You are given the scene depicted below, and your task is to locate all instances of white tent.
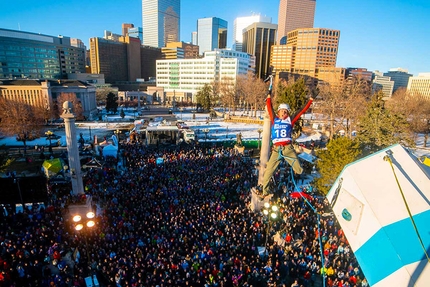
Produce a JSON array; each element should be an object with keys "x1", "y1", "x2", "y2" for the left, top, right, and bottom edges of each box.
[
  {"x1": 326, "y1": 144, "x2": 430, "y2": 287},
  {"x1": 102, "y1": 144, "x2": 118, "y2": 159}
]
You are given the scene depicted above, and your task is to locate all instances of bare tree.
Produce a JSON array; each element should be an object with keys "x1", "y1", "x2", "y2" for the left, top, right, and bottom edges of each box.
[
  {"x1": 56, "y1": 93, "x2": 84, "y2": 120},
  {"x1": 218, "y1": 77, "x2": 239, "y2": 115},
  {"x1": 386, "y1": 88, "x2": 430, "y2": 147},
  {"x1": 0, "y1": 98, "x2": 44, "y2": 153},
  {"x1": 341, "y1": 75, "x2": 371, "y2": 138},
  {"x1": 315, "y1": 75, "x2": 370, "y2": 140},
  {"x1": 236, "y1": 72, "x2": 267, "y2": 117}
]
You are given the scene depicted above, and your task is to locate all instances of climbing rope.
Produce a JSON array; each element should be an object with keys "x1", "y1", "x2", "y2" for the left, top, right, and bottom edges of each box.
[
  {"x1": 276, "y1": 148, "x2": 326, "y2": 287},
  {"x1": 384, "y1": 154, "x2": 430, "y2": 263}
]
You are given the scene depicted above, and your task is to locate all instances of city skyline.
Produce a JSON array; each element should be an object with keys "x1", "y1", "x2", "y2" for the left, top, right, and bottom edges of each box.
[{"x1": 0, "y1": 0, "x2": 429, "y2": 76}]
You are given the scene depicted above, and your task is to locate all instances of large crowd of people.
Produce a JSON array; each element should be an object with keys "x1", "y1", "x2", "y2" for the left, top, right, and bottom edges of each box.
[{"x1": 0, "y1": 141, "x2": 368, "y2": 287}]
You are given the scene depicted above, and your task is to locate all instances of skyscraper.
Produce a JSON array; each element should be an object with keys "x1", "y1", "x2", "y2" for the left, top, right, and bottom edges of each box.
[
  {"x1": 142, "y1": 0, "x2": 180, "y2": 48},
  {"x1": 383, "y1": 68, "x2": 412, "y2": 93},
  {"x1": 277, "y1": 0, "x2": 316, "y2": 44},
  {"x1": 89, "y1": 36, "x2": 161, "y2": 84},
  {"x1": 233, "y1": 15, "x2": 272, "y2": 52},
  {"x1": 242, "y1": 22, "x2": 277, "y2": 79},
  {"x1": 270, "y1": 28, "x2": 340, "y2": 82},
  {"x1": 191, "y1": 31, "x2": 197, "y2": 45},
  {"x1": 197, "y1": 17, "x2": 228, "y2": 55},
  {"x1": 128, "y1": 27, "x2": 144, "y2": 44}
]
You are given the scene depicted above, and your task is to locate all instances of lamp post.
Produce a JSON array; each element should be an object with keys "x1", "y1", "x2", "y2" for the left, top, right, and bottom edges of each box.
[
  {"x1": 202, "y1": 128, "x2": 209, "y2": 142},
  {"x1": 257, "y1": 128, "x2": 263, "y2": 150},
  {"x1": 45, "y1": 130, "x2": 54, "y2": 153},
  {"x1": 73, "y1": 210, "x2": 97, "y2": 286},
  {"x1": 13, "y1": 177, "x2": 24, "y2": 207},
  {"x1": 114, "y1": 129, "x2": 121, "y2": 143},
  {"x1": 262, "y1": 202, "x2": 278, "y2": 256},
  {"x1": 180, "y1": 107, "x2": 184, "y2": 120}
]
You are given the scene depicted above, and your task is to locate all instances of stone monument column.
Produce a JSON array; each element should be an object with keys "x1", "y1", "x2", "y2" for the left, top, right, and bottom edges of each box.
[
  {"x1": 258, "y1": 105, "x2": 272, "y2": 184},
  {"x1": 61, "y1": 101, "x2": 84, "y2": 195}
]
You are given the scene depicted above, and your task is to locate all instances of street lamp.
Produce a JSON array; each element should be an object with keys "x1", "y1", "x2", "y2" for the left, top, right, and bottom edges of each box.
[
  {"x1": 73, "y1": 211, "x2": 97, "y2": 286},
  {"x1": 13, "y1": 177, "x2": 24, "y2": 207},
  {"x1": 180, "y1": 107, "x2": 184, "y2": 120},
  {"x1": 114, "y1": 129, "x2": 121, "y2": 143},
  {"x1": 257, "y1": 128, "x2": 263, "y2": 150},
  {"x1": 262, "y1": 202, "x2": 278, "y2": 255},
  {"x1": 202, "y1": 128, "x2": 209, "y2": 142},
  {"x1": 45, "y1": 130, "x2": 54, "y2": 153}
]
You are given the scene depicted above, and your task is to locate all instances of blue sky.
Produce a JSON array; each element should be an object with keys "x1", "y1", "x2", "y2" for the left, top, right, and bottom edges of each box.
[{"x1": 1, "y1": 0, "x2": 429, "y2": 76}]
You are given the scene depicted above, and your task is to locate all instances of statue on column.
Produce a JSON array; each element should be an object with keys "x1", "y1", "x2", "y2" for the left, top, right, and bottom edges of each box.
[
  {"x1": 62, "y1": 101, "x2": 73, "y2": 115},
  {"x1": 236, "y1": 133, "x2": 243, "y2": 147}
]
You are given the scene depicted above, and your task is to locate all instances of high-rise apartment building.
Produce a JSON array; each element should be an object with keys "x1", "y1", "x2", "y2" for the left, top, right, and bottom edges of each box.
[
  {"x1": 90, "y1": 38, "x2": 128, "y2": 83},
  {"x1": 142, "y1": 0, "x2": 180, "y2": 48},
  {"x1": 161, "y1": 42, "x2": 199, "y2": 59},
  {"x1": 407, "y1": 73, "x2": 430, "y2": 100},
  {"x1": 233, "y1": 15, "x2": 272, "y2": 52},
  {"x1": 128, "y1": 27, "x2": 144, "y2": 44},
  {"x1": 156, "y1": 49, "x2": 254, "y2": 102},
  {"x1": 191, "y1": 32, "x2": 198, "y2": 45},
  {"x1": 270, "y1": 28, "x2": 340, "y2": 80},
  {"x1": 122, "y1": 23, "x2": 134, "y2": 37},
  {"x1": 0, "y1": 28, "x2": 85, "y2": 80},
  {"x1": 70, "y1": 38, "x2": 86, "y2": 49},
  {"x1": 104, "y1": 30, "x2": 122, "y2": 42},
  {"x1": 383, "y1": 68, "x2": 412, "y2": 93},
  {"x1": 373, "y1": 71, "x2": 395, "y2": 98},
  {"x1": 197, "y1": 17, "x2": 228, "y2": 55},
  {"x1": 277, "y1": 0, "x2": 316, "y2": 44},
  {"x1": 89, "y1": 36, "x2": 161, "y2": 84},
  {"x1": 242, "y1": 22, "x2": 277, "y2": 79},
  {"x1": 346, "y1": 68, "x2": 374, "y2": 83}
]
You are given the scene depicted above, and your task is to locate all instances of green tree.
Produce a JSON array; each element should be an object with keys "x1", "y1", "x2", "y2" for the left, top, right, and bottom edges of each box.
[
  {"x1": 195, "y1": 84, "x2": 213, "y2": 111},
  {"x1": 275, "y1": 77, "x2": 312, "y2": 136},
  {"x1": 96, "y1": 87, "x2": 117, "y2": 105},
  {"x1": 313, "y1": 137, "x2": 362, "y2": 195},
  {"x1": 106, "y1": 92, "x2": 118, "y2": 114},
  {"x1": 356, "y1": 91, "x2": 414, "y2": 154}
]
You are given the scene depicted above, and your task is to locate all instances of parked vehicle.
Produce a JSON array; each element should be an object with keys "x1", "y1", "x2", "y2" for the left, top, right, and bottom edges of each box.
[{"x1": 181, "y1": 130, "x2": 195, "y2": 143}]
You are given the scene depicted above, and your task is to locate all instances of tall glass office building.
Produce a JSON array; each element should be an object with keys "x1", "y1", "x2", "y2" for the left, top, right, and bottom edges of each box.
[
  {"x1": 0, "y1": 29, "x2": 85, "y2": 80},
  {"x1": 142, "y1": 0, "x2": 180, "y2": 48},
  {"x1": 197, "y1": 17, "x2": 228, "y2": 55}
]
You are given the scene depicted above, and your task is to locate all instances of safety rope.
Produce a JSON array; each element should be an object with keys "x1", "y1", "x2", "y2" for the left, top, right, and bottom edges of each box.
[
  {"x1": 384, "y1": 154, "x2": 430, "y2": 263},
  {"x1": 277, "y1": 148, "x2": 326, "y2": 287}
]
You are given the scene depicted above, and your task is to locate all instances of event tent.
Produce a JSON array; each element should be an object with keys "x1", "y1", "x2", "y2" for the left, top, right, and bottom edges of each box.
[
  {"x1": 102, "y1": 144, "x2": 118, "y2": 159},
  {"x1": 326, "y1": 144, "x2": 430, "y2": 287},
  {"x1": 42, "y1": 158, "x2": 63, "y2": 178}
]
